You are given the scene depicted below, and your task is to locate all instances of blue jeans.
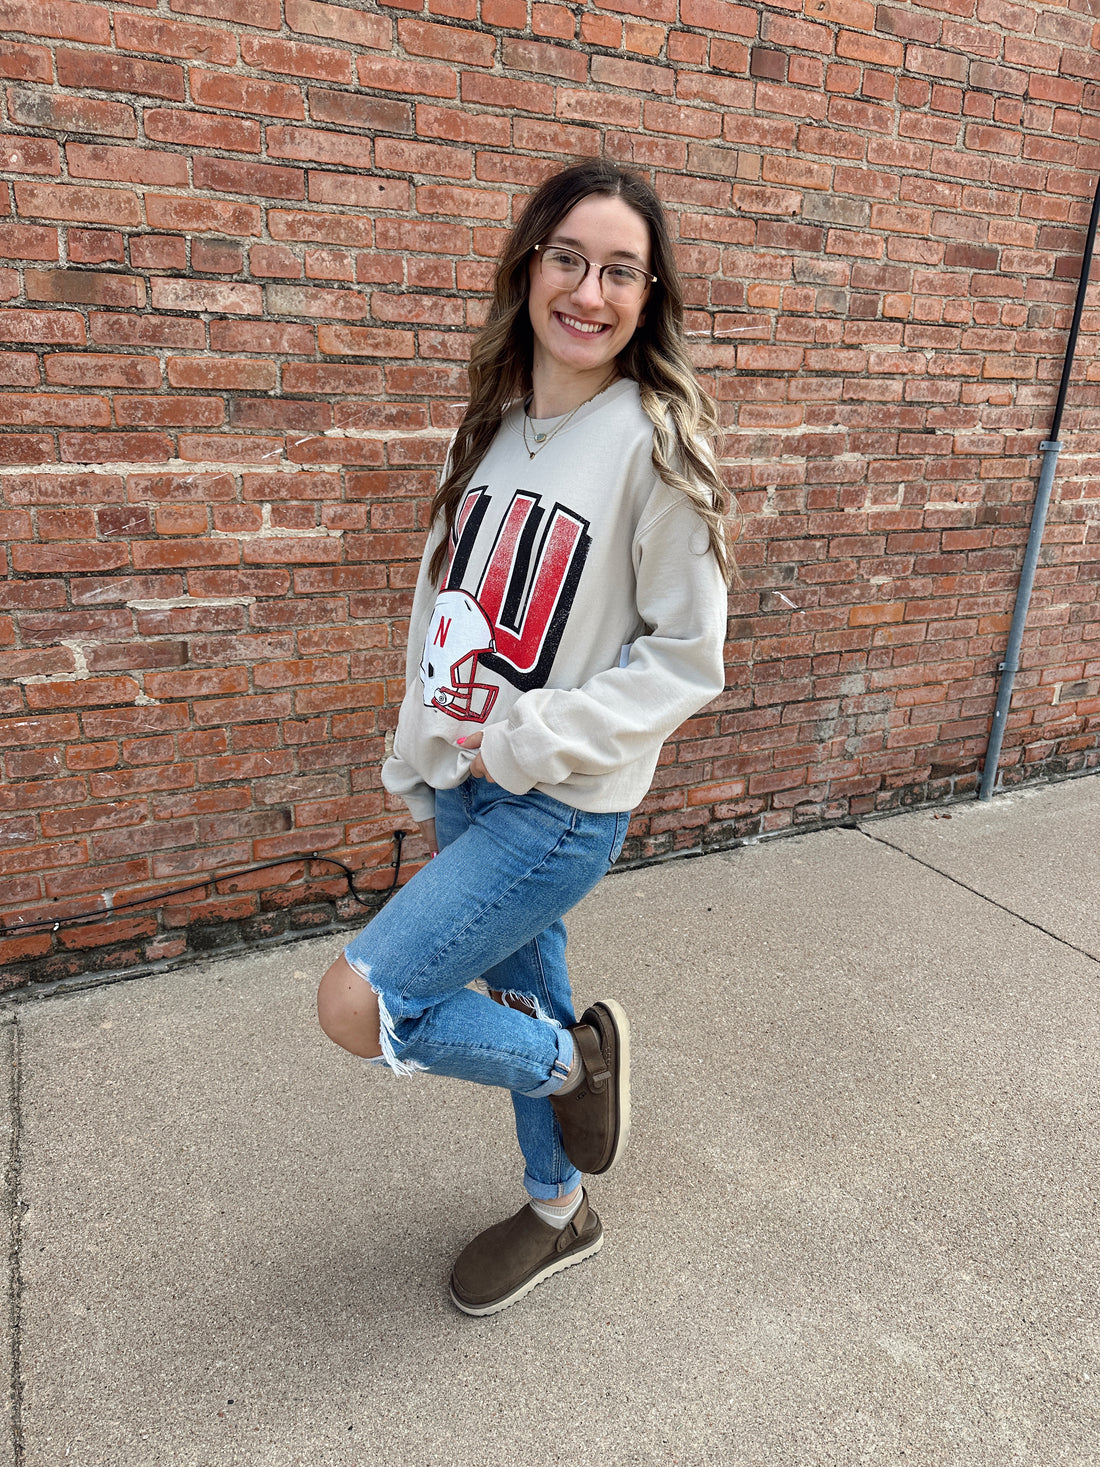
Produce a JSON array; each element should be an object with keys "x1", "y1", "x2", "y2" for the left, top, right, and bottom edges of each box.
[{"x1": 343, "y1": 779, "x2": 630, "y2": 1200}]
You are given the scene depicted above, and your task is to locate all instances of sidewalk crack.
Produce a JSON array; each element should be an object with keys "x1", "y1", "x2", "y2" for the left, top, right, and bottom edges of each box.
[{"x1": 859, "y1": 827, "x2": 1100, "y2": 966}]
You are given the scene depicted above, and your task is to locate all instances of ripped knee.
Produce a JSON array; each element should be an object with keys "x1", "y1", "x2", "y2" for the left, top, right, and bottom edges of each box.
[{"x1": 316, "y1": 954, "x2": 383, "y2": 1059}]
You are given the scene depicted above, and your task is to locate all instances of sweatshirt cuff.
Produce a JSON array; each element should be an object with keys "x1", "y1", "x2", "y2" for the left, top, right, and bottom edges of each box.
[
  {"x1": 381, "y1": 754, "x2": 436, "y2": 825},
  {"x1": 479, "y1": 725, "x2": 537, "y2": 797},
  {"x1": 400, "y1": 787, "x2": 438, "y2": 824}
]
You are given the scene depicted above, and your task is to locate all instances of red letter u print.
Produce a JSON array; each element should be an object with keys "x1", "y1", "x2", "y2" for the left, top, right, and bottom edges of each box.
[{"x1": 443, "y1": 488, "x2": 591, "y2": 694}]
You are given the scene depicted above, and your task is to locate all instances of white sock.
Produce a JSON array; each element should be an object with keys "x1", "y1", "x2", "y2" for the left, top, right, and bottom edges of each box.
[
  {"x1": 553, "y1": 1043, "x2": 584, "y2": 1096},
  {"x1": 530, "y1": 1190, "x2": 583, "y2": 1230}
]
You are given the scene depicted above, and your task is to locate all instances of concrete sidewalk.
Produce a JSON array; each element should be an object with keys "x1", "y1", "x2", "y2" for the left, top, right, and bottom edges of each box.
[{"x1": 3, "y1": 775, "x2": 1099, "y2": 1466}]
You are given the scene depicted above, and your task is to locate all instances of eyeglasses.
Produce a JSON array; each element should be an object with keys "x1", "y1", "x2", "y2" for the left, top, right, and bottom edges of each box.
[{"x1": 533, "y1": 243, "x2": 656, "y2": 305}]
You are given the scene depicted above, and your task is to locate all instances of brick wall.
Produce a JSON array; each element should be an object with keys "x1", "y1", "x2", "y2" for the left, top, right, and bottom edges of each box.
[{"x1": 2, "y1": 0, "x2": 1099, "y2": 987}]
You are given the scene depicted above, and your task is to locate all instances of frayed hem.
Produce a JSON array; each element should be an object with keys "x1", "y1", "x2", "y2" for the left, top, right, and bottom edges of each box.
[{"x1": 491, "y1": 986, "x2": 561, "y2": 1029}]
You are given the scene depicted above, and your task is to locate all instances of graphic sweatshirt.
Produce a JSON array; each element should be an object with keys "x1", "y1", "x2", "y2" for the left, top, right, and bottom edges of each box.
[{"x1": 381, "y1": 378, "x2": 729, "y2": 823}]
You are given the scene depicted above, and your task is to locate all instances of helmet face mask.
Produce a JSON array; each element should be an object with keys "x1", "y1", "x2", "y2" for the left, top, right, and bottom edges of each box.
[{"x1": 419, "y1": 589, "x2": 499, "y2": 723}]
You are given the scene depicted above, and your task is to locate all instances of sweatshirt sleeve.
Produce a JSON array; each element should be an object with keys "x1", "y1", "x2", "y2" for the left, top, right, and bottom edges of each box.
[
  {"x1": 379, "y1": 525, "x2": 443, "y2": 824},
  {"x1": 478, "y1": 488, "x2": 728, "y2": 795}
]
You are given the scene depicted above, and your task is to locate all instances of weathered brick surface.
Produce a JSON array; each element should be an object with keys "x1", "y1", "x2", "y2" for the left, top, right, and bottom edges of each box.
[{"x1": 1, "y1": 0, "x2": 1099, "y2": 986}]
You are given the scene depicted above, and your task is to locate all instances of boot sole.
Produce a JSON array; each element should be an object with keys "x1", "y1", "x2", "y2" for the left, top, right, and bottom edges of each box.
[
  {"x1": 448, "y1": 1228, "x2": 604, "y2": 1317},
  {"x1": 589, "y1": 998, "x2": 631, "y2": 1175}
]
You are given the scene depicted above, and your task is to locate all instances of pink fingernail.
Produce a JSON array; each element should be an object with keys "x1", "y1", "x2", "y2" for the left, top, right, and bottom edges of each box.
[{"x1": 456, "y1": 736, "x2": 466, "y2": 745}]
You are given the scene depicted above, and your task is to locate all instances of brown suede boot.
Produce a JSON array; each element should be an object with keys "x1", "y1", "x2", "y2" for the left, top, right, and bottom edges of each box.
[
  {"x1": 449, "y1": 1193, "x2": 603, "y2": 1316},
  {"x1": 550, "y1": 999, "x2": 631, "y2": 1176}
]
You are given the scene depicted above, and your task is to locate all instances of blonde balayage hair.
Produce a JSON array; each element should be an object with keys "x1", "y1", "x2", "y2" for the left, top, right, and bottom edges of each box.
[{"x1": 428, "y1": 160, "x2": 733, "y2": 585}]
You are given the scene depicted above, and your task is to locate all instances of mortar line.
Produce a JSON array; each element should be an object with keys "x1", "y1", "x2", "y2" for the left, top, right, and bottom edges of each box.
[
  {"x1": 6, "y1": 1018, "x2": 23, "y2": 1467},
  {"x1": 859, "y1": 826, "x2": 1100, "y2": 966}
]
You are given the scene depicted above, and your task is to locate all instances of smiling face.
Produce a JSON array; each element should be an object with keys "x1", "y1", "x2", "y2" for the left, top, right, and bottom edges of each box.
[{"x1": 526, "y1": 192, "x2": 652, "y2": 407}]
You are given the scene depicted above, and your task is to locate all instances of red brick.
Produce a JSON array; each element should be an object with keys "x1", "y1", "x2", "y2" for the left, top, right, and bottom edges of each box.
[
  {"x1": 510, "y1": 118, "x2": 600, "y2": 158},
  {"x1": 25, "y1": 269, "x2": 146, "y2": 308},
  {"x1": 0, "y1": 308, "x2": 86, "y2": 345},
  {"x1": 965, "y1": 124, "x2": 1022, "y2": 156},
  {"x1": 269, "y1": 209, "x2": 373, "y2": 246},
  {"x1": 460, "y1": 72, "x2": 553, "y2": 113},
  {"x1": 115, "y1": 396, "x2": 224, "y2": 428},
  {"x1": 130, "y1": 236, "x2": 188, "y2": 270},
  {"x1": 250, "y1": 244, "x2": 302, "y2": 278},
  {"x1": 0, "y1": 433, "x2": 54, "y2": 464},
  {"x1": 167, "y1": 357, "x2": 277, "y2": 390},
  {"x1": 0, "y1": 223, "x2": 59, "y2": 260},
  {"x1": 4, "y1": 135, "x2": 60, "y2": 174},
  {"x1": 679, "y1": 71, "x2": 755, "y2": 109},
  {"x1": 357, "y1": 54, "x2": 458, "y2": 98},
  {"x1": 0, "y1": 40, "x2": 52, "y2": 83},
  {"x1": 211, "y1": 319, "x2": 315, "y2": 354},
  {"x1": 265, "y1": 284, "x2": 366, "y2": 319},
  {"x1": 176, "y1": 435, "x2": 285, "y2": 464},
  {"x1": 558, "y1": 88, "x2": 641, "y2": 128},
  {"x1": 15, "y1": 182, "x2": 141, "y2": 226},
  {"x1": 91, "y1": 313, "x2": 204, "y2": 348},
  {"x1": 375, "y1": 137, "x2": 473, "y2": 178},
  {"x1": 596, "y1": 55, "x2": 678, "y2": 98},
  {"x1": 194, "y1": 156, "x2": 305, "y2": 201},
  {"x1": 189, "y1": 68, "x2": 306, "y2": 119},
  {"x1": 68, "y1": 228, "x2": 124, "y2": 264},
  {"x1": 502, "y1": 37, "x2": 587, "y2": 82},
  {"x1": 114, "y1": 13, "x2": 238, "y2": 65},
  {"x1": 308, "y1": 87, "x2": 411, "y2": 132},
  {"x1": 287, "y1": 0, "x2": 389, "y2": 47},
  {"x1": 398, "y1": 18, "x2": 496, "y2": 66},
  {"x1": 581, "y1": 13, "x2": 622, "y2": 46},
  {"x1": 65, "y1": 142, "x2": 186, "y2": 187},
  {"x1": 145, "y1": 195, "x2": 262, "y2": 236},
  {"x1": 144, "y1": 669, "x2": 248, "y2": 699},
  {"x1": 192, "y1": 238, "x2": 244, "y2": 274},
  {"x1": 59, "y1": 431, "x2": 172, "y2": 463},
  {"x1": 264, "y1": 126, "x2": 372, "y2": 171},
  {"x1": 413, "y1": 184, "x2": 507, "y2": 219},
  {"x1": 240, "y1": 35, "x2": 354, "y2": 84},
  {"x1": 0, "y1": 713, "x2": 81, "y2": 749},
  {"x1": 0, "y1": 353, "x2": 37, "y2": 386},
  {"x1": 0, "y1": 392, "x2": 109, "y2": 427},
  {"x1": 307, "y1": 174, "x2": 407, "y2": 211},
  {"x1": 131, "y1": 538, "x2": 240, "y2": 570},
  {"x1": 530, "y1": 2, "x2": 573, "y2": 37},
  {"x1": 24, "y1": 675, "x2": 141, "y2": 711},
  {"x1": 143, "y1": 109, "x2": 261, "y2": 152},
  {"x1": 151, "y1": 278, "x2": 262, "y2": 315},
  {"x1": 56, "y1": 48, "x2": 185, "y2": 100},
  {"x1": 172, "y1": 0, "x2": 281, "y2": 27},
  {"x1": 6, "y1": 87, "x2": 137, "y2": 137},
  {"x1": 282, "y1": 363, "x2": 386, "y2": 393},
  {"x1": 0, "y1": 648, "x2": 72, "y2": 680},
  {"x1": 0, "y1": 0, "x2": 110, "y2": 44}
]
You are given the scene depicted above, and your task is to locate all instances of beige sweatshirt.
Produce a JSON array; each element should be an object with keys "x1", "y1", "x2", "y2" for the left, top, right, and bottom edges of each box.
[{"x1": 382, "y1": 378, "x2": 729, "y2": 822}]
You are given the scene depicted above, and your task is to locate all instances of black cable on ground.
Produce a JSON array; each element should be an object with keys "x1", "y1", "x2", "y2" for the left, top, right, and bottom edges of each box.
[{"x1": 2, "y1": 831, "x2": 406, "y2": 937}]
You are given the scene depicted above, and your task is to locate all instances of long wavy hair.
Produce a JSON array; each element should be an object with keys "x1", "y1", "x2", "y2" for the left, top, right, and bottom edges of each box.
[{"x1": 427, "y1": 159, "x2": 734, "y2": 585}]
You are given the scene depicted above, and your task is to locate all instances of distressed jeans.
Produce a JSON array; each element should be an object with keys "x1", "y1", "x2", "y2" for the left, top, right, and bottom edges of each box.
[{"x1": 343, "y1": 778, "x2": 630, "y2": 1200}]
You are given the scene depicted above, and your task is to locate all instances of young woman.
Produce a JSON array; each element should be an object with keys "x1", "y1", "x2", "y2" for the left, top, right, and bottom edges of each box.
[{"x1": 317, "y1": 160, "x2": 731, "y2": 1315}]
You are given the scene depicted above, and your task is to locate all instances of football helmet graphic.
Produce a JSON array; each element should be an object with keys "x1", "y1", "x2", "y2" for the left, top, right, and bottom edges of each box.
[{"x1": 419, "y1": 588, "x2": 499, "y2": 723}]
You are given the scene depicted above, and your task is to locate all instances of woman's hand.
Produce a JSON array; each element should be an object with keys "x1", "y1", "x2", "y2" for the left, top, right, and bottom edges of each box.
[
  {"x1": 417, "y1": 818, "x2": 438, "y2": 855},
  {"x1": 457, "y1": 729, "x2": 494, "y2": 782}
]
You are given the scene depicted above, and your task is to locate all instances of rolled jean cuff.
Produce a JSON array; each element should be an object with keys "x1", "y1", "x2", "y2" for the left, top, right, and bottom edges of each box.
[
  {"x1": 524, "y1": 1165, "x2": 582, "y2": 1202},
  {"x1": 520, "y1": 1024, "x2": 574, "y2": 1100}
]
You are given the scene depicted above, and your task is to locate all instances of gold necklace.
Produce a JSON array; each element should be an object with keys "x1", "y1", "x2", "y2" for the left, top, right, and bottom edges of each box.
[{"x1": 522, "y1": 372, "x2": 617, "y2": 460}]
